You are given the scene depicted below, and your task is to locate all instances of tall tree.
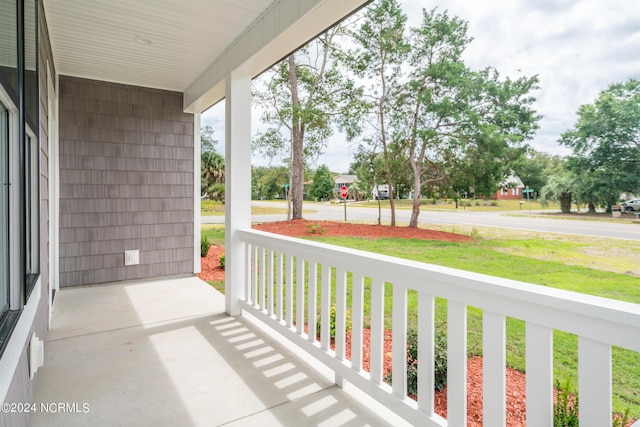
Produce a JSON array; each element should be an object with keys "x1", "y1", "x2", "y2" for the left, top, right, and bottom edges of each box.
[
  {"x1": 253, "y1": 27, "x2": 363, "y2": 219},
  {"x1": 513, "y1": 149, "x2": 565, "y2": 199},
  {"x1": 396, "y1": 9, "x2": 539, "y2": 227},
  {"x1": 540, "y1": 174, "x2": 575, "y2": 213},
  {"x1": 201, "y1": 125, "x2": 218, "y2": 153},
  {"x1": 200, "y1": 127, "x2": 225, "y2": 199},
  {"x1": 561, "y1": 78, "x2": 640, "y2": 200},
  {"x1": 310, "y1": 165, "x2": 335, "y2": 200},
  {"x1": 347, "y1": 0, "x2": 410, "y2": 226}
]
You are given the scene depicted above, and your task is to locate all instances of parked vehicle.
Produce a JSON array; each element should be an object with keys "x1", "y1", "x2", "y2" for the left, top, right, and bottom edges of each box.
[{"x1": 621, "y1": 199, "x2": 640, "y2": 211}]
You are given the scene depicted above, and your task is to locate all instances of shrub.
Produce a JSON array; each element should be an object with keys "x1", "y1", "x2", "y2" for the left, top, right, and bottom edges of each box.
[
  {"x1": 385, "y1": 323, "x2": 447, "y2": 396},
  {"x1": 469, "y1": 228, "x2": 481, "y2": 240},
  {"x1": 305, "y1": 222, "x2": 326, "y2": 234},
  {"x1": 554, "y1": 379, "x2": 579, "y2": 426},
  {"x1": 490, "y1": 200, "x2": 499, "y2": 206},
  {"x1": 219, "y1": 253, "x2": 225, "y2": 270},
  {"x1": 316, "y1": 305, "x2": 351, "y2": 339},
  {"x1": 200, "y1": 236, "x2": 211, "y2": 257}
]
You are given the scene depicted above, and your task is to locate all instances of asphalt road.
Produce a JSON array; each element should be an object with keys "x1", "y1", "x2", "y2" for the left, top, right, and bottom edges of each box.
[{"x1": 201, "y1": 201, "x2": 640, "y2": 241}]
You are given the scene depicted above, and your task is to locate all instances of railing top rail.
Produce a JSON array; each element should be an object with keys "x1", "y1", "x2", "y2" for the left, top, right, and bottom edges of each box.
[{"x1": 238, "y1": 228, "x2": 640, "y2": 351}]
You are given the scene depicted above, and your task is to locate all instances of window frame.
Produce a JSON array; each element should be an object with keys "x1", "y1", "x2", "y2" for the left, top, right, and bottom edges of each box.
[{"x1": 0, "y1": 0, "x2": 40, "y2": 358}]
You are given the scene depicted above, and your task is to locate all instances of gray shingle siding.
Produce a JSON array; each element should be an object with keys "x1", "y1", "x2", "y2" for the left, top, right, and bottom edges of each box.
[{"x1": 58, "y1": 76, "x2": 194, "y2": 287}]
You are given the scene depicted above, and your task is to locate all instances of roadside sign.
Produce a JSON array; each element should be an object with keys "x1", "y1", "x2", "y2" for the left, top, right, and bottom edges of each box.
[
  {"x1": 522, "y1": 188, "x2": 534, "y2": 193},
  {"x1": 340, "y1": 185, "x2": 348, "y2": 199}
]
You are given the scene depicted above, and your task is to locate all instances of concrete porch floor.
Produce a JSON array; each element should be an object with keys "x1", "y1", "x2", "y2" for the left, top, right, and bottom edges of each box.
[{"x1": 30, "y1": 277, "x2": 406, "y2": 427}]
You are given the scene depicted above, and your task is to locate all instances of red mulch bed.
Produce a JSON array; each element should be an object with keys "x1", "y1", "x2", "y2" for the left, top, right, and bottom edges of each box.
[
  {"x1": 197, "y1": 219, "x2": 635, "y2": 426},
  {"x1": 197, "y1": 244, "x2": 225, "y2": 282},
  {"x1": 253, "y1": 219, "x2": 472, "y2": 243}
]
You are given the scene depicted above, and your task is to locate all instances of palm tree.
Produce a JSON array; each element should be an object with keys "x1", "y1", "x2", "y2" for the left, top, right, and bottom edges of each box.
[
  {"x1": 202, "y1": 151, "x2": 225, "y2": 200},
  {"x1": 540, "y1": 174, "x2": 575, "y2": 213}
]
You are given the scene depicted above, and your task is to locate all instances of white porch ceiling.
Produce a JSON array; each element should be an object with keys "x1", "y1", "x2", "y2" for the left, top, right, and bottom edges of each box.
[
  {"x1": 44, "y1": 0, "x2": 273, "y2": 92},
  {"x1": 43, "y1": 0, "x2": 371, "y2": 112}
]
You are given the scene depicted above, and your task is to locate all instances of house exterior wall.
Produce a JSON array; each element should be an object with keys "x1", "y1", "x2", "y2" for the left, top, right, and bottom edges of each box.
[
  {"x1": 0, "y1": 2, "x2": 53, "y2": 426},
  {"x1": 490, "y1": 187, "x2": 524, "y2": 200},
  {"x1": 58, "y1": 77, "x2": 194, "y2": 287}
]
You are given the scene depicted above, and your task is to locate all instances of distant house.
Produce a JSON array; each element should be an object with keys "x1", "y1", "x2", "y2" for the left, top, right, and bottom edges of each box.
[
  {"x1": 333, "y1": 175, "x2": 359, "y2": 194},
  {"x1": 490, "y1": 172, "x2": 525, "y2": 200}
]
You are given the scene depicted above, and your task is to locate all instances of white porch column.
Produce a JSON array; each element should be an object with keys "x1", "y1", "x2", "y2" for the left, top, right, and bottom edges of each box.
[
  {"x1": 193, "y1": 112, "x2": 201, "y2": 274},
  {"x1": 224, "y1": 71, "x2": 251, "y2": 315}
]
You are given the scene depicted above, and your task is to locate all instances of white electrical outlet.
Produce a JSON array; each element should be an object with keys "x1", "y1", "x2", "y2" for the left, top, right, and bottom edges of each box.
[{"x1": 125, "y1": 250, "x2": 140, "y2": 266}]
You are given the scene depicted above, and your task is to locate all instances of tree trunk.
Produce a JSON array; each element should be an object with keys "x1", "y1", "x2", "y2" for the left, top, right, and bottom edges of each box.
[
  {"x1": 288, "y1": 54, "x2": 304, "y2": 220},
  {"x1": 409, "y1": 159, "x2": 421, "y2": 228},
  {"x1": 385, "y1": 172, "x2": 396, "y2": 227},
  {"x1": 560, "y1": 192, "x2": 572, "y2": 213}
]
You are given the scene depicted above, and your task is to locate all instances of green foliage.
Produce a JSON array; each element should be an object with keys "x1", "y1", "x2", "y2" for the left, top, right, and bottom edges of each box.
[
  {"x1": 201, "y1": 150, "x2": 225, "y2": 200},
  {"x1": 386, "y1": 325, "x2": 447, "y2": 396},
  {"x1": 561, "y1": 79, "x2": 640, "y2": 205},
  {"x1": 317, "y1": 305, "x2": 351, "y2": 339},
  {"x1": 219, "y1": 253, "x2": 225, "y2": 270},
  {"x1": 201, "y1": 125, "x2": 218, "y2": 153},
  {"x1": 554, "y1": 379, "x2": 579, "y2": 426},
  {"x1": 253, "y1": 26, "x2": 365, "y2": 219},
  {"x1": 310, "y1": 165, "x2": 335, "y2": 200},
  {"x1": 613, "y1": 409, "x2": 631, "y2": 427},
  {"x1": 252, "y1": 165, "x2": 289, "y2": 200},
  {"x1": 305, "y1": 222, "x2": 326, "y2": 234},
  {"x1": 514, "y1": 149, "x2": 566, "y2": 198},
  {"x1": 347, "y1": 3, "x2": 539, "y2": 228},
  {"x1": 541, "y1": 174, "x2": 576, "y2": 213},
  {"x1": 200, "y1": 236, "x2": 211, "y2": 258},
  {"x1": 407, "y1": 325, "x2": 447, "y2": 396}
]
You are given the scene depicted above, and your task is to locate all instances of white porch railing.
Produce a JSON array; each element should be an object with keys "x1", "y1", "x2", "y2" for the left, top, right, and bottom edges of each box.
[{"x1": 237, "y1": 229, "x2": 640, "y2": 427}]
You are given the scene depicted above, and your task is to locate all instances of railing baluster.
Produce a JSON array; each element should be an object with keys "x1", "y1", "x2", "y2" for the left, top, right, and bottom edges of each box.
[
  {"x1": 448, "y1": 301, "x2": 467, "y2": 427},
  {"x1": 579, "y1": 337, "x2": 612, "y2": 427},
  {"x1": 351, "y1": 272, "x2": 364, "y2": 372},
  {"x1": 392, "y1": 285, "x2": 407, "y2": 398},
  {"x1": 483, "y1": 311, "x2": 506, "y2": 427},
  {"x1": 251, "y1": 245, "x2": 258, "y2": 305},
  {"x1": 320, "y1": 264, "x2": 331, "y2": 351},
  {"x1": 370, "y1": 281, "x2": 384, "y2": 384},
  {"x1": 276, "y1": 251, "x2": 283, "y2": 322},
  {"x1": 335, "y1": 268, "x2": 347, "y2": 360},
  {"x1": 418, "y1": 292, "x2": 435, "y2": 415},
  {"x1": 266, "y1": 249, "x2": 273, "y2": 316},
  {"x1": 286, "y1": 254, "x2": 294, "y2": 328},
  {"x1": 260, "y1": 247, "x2": 266, "y2": 310},
  {"x1": 308, "y1": 262, "x2": 318, "y2": 343},
  {"x1": 526, "y1": 322, "x2": 553, "y2": 427},
  {"x1": 335, "y1": 267, "x2": 347, "y2": 387},
  {"x1": 236, "y1": 230, "x2": 640, "y2": 427},
  {"x1": 244, "y1": 243, "x2": 251, "y2": 303},
  {"x1": 296, "y1": 256, "x2": 305, "y2": 334}
]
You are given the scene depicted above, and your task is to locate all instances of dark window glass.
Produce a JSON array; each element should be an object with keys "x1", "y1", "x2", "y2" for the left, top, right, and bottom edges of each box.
[
  {"x1": 0, "y1": 102, "x2": 8, "y2": 315},
  {"x1": 0, "y1": 0, "x2": 19, "y2": 100},
  {"x1": 24, "y1": 0, "x2": 37, "y2": 128}
]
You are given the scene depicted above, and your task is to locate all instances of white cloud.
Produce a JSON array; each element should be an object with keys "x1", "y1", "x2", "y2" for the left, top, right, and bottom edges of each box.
[{"x1": 202, "y1": 0, "x2": 640, "y2": 170}]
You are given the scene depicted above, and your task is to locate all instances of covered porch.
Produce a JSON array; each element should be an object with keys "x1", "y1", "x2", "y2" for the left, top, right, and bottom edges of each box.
[{"x1": 31, "y1": 276, "x2": 404, "y2": 427}]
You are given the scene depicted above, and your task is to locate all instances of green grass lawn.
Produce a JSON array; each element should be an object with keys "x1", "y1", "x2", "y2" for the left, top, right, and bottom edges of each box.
[{"x1": 202, "y1": 224, "x2": 640, "y2": 417}]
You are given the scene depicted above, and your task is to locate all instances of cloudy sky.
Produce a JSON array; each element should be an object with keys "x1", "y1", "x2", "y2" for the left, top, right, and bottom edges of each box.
[{"x1": 201, "y1": 0, "x2": 640, "y2": 173}]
